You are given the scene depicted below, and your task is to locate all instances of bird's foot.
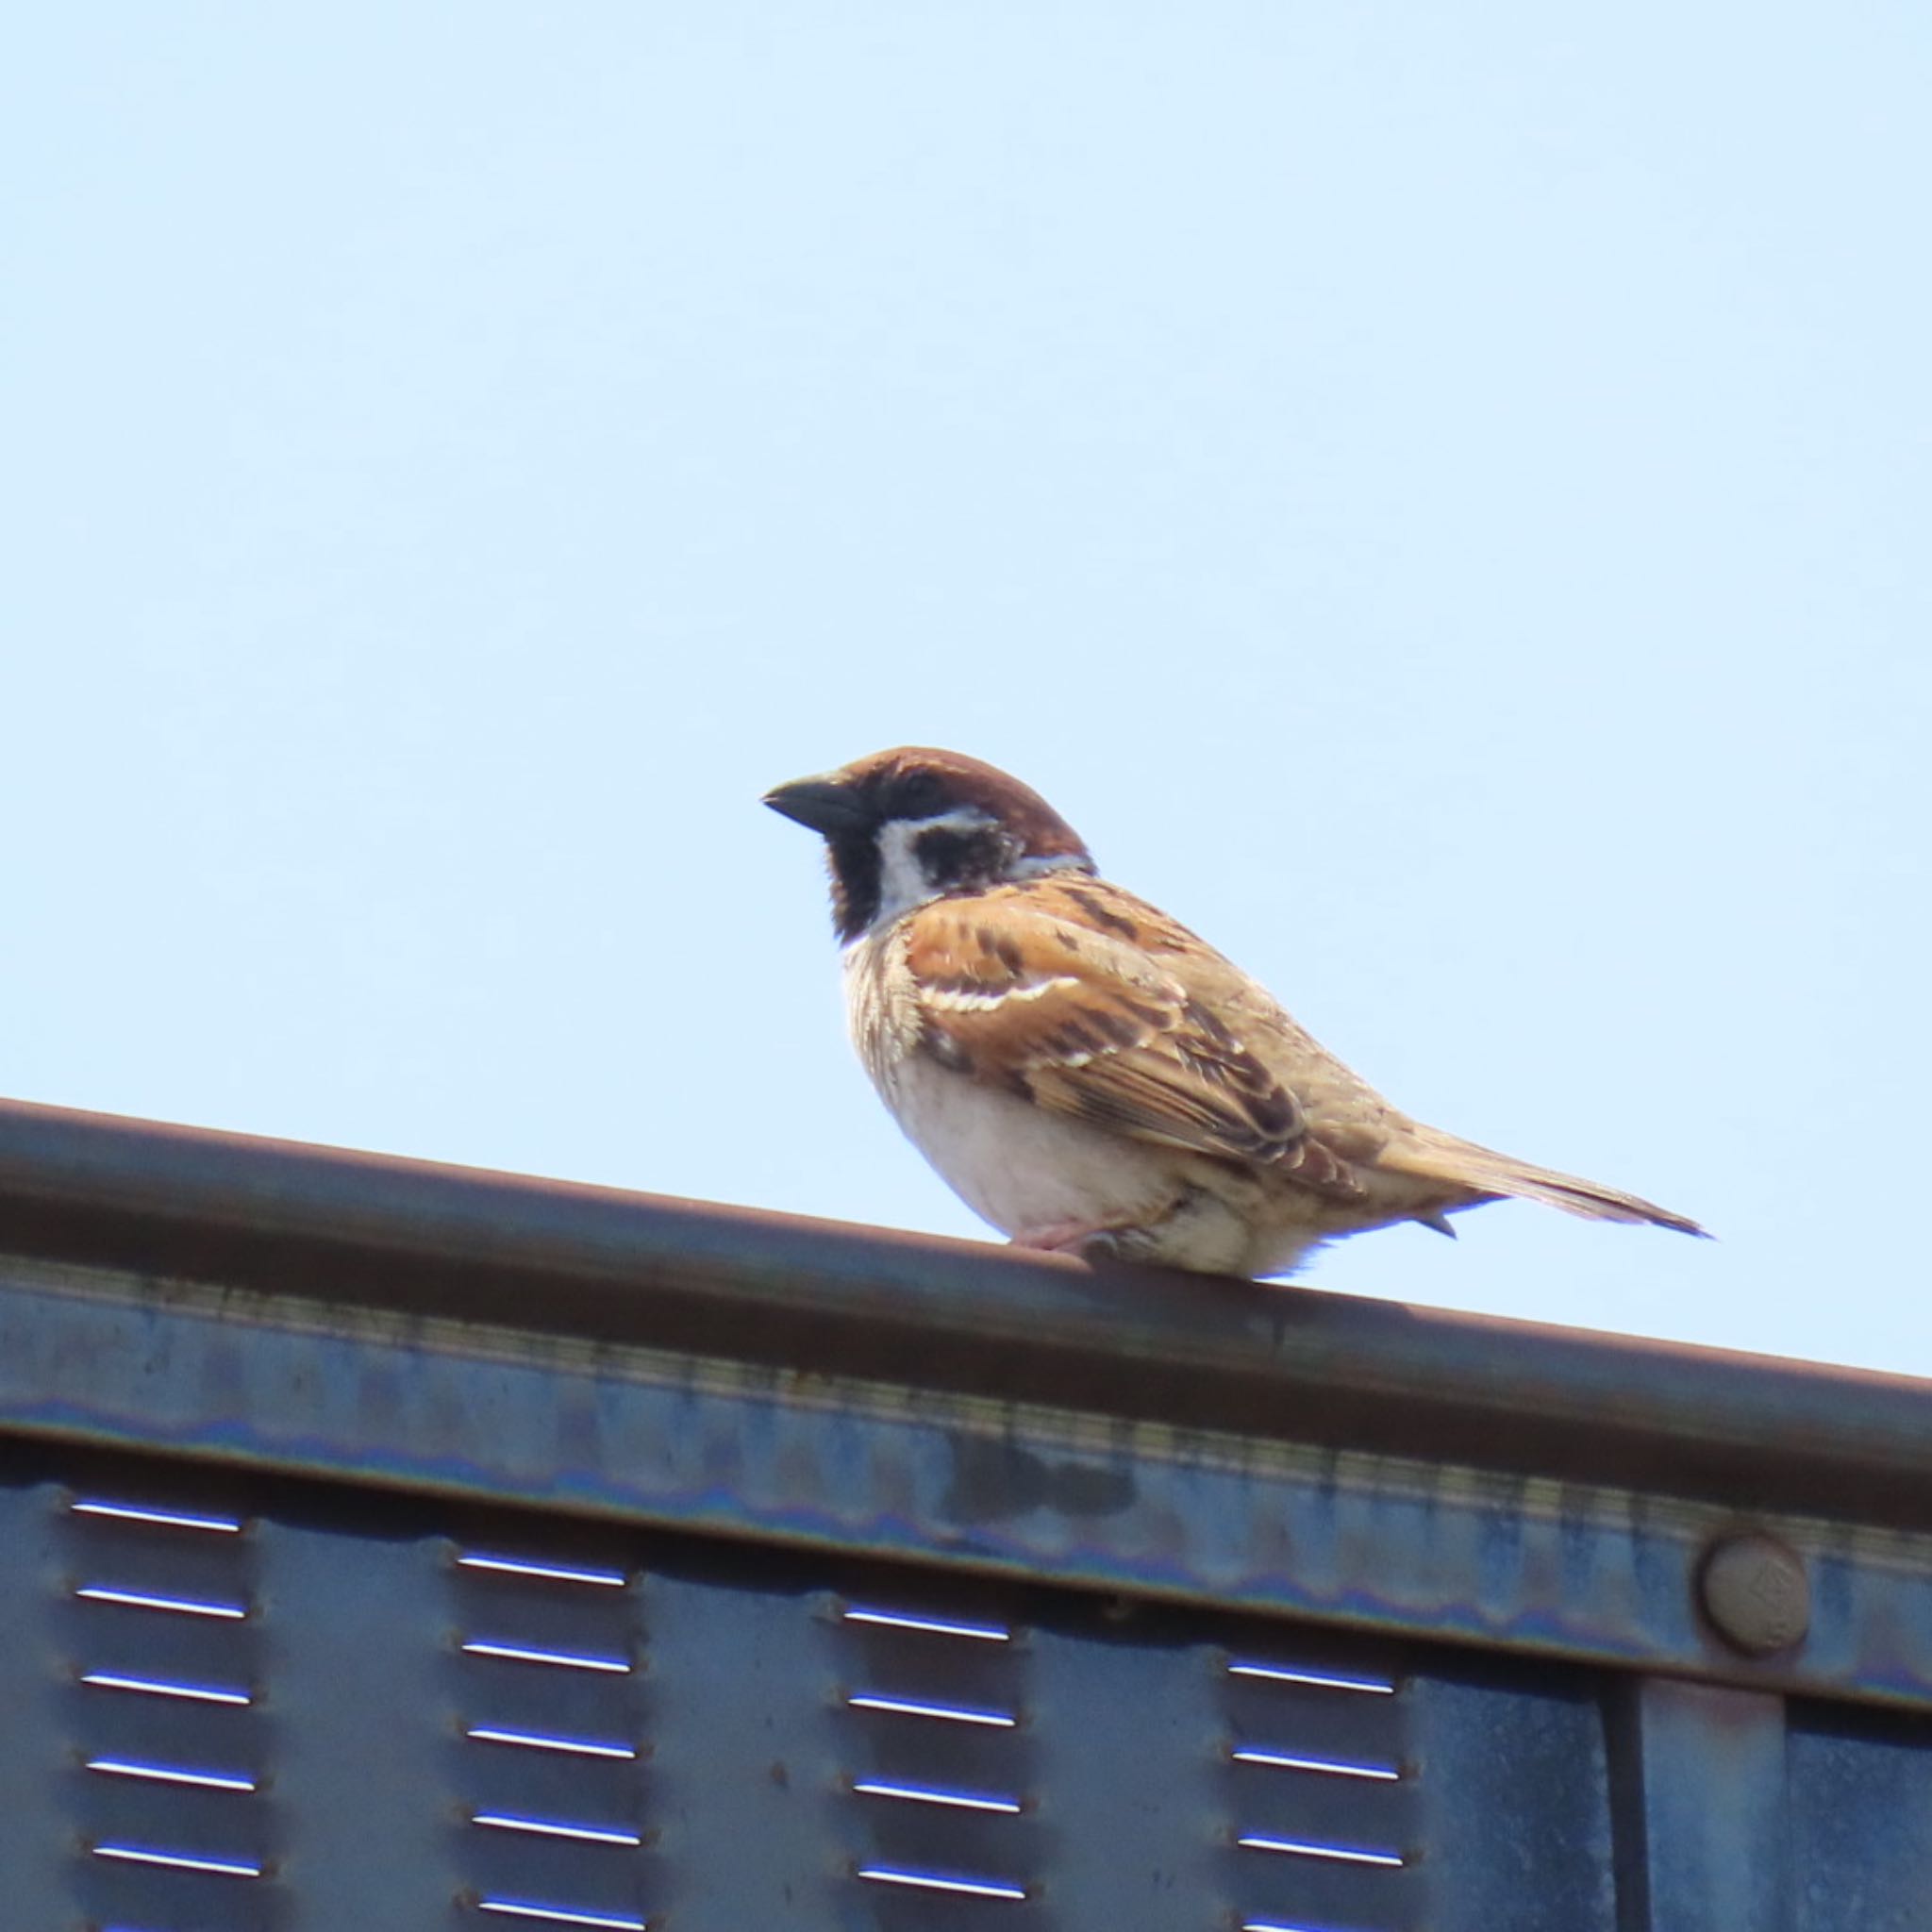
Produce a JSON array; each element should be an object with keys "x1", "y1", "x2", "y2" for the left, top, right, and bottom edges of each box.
[{"x1": 1009, "y1": 1220, "x2": 1136, "y2": 1264}]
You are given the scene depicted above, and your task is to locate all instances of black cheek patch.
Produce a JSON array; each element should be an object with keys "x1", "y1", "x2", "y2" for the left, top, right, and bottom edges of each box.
[
  {"x1": 916, "y1": 825, "x2": 1008, "y2": 892},
  {"x1": 913, "y1": 827, "x2": 978, "y2": 883}
]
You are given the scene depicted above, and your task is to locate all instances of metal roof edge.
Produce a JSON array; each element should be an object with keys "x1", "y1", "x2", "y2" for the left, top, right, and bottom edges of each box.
[{"x1": 0, "y1": 1094, "x2": 1922, "y2": 1528}]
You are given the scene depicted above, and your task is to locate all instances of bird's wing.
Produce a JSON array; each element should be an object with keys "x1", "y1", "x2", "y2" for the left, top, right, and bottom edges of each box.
[{"x1": 895, "y1": 878, "x2": 1369, "y2": 1196}]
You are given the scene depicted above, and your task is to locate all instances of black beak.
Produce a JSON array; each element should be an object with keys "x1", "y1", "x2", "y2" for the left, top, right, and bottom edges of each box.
[{"x1": 761, "y1": 774, "x2": 874, "y2": 839}]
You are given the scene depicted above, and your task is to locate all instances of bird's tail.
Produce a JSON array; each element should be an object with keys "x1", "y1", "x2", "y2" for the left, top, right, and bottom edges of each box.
[{"x1": 1382, "y1": 1125, "x2": 1707, "y2": 1237}]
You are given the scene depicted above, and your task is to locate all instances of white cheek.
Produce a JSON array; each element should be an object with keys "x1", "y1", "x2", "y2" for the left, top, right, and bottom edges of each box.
[
  {"x1": 862, "y1": 809, "x2": 1085, "y2": 935},
  {"x1": 872, "y1": 820, "x2": 936, "y2": 928}
]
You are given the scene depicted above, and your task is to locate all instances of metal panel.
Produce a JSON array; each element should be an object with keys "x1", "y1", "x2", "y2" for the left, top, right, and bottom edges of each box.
[
  {"x1": 12, "y1": 1438, "x2": 1932, "y2": 1928},
  {"x1": 58, "y1": 1475, "x2": 282, "y2": 1930},
  {"x1": 1607, "y1": 1680, "x2": 1790, "y2": 1932},
  {"x1": 4, "y1": 1257, "x2": 1931, "y2": 1719},
  {"x1": 832, "y1": 1590, "x2": 1036, "y2": 1924},
  {"x1": 6, "y1": 1100, "x2": 1932, "y2": 1926},
  {"x1": 0, "y1": 1480, "x2": 72, "y2": 1931},
  {"x1": 266, "y1": 1513, "x2": 458, "y2": 1929},
  {"x1": 644, "y1": 1551, "x2": 841, "y2": 1929},
  {"x1": 1410, "y1": 1668, "x2": 1618, "y2": 1932},
  {"x1": 1218, "y1": 1635, "x2": 1419, "y2": 1932},
  {"x1": 2, "y1": 1443, "x2": 1579, "y2": 1932},
  {"x1": 1028, "y1": 1612, "x2": 1240, "y2": 1930},
  {"x1": 447, "y1": 1538, "x2": 652, "y2": 1932},
  {"x1": 1788, "y1": 1702, "x2": 1932, "y2": 1932}
]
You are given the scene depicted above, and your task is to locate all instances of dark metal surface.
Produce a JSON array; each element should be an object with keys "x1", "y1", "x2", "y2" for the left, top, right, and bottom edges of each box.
[
  {"x1": 7, "y1": 1241, "x2": 1932, "y2": 1715},
  {"x1": 0, "y1": 1442, "x2": 1524, "y2": 1932},
  {"x1": 2, "y1": 1098, "x2": 1931, "y2": 1927},
  {"x1": 1789, "y1": 1703, "x2": 1932, "y2": 1931},
  {"x1": 3, "y1": 1099, "x2": 1932, "y2": 1713},
  {"x1": 0, "y1": 1095, "x2": 1929, "y2": 1528},
  {"x1": 10, "y1": 1441, "x2": 1931, "y2": 1932},
  {"x1": 1411, "y1": 1668, "x2": 1619, "y2": 1931},
  {"x1": 1608, "y1": 1680, "x2": 1790, "y2": 1932}
]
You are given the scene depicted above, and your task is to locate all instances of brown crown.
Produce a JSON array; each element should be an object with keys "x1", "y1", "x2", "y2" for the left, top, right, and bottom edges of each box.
[{"x1": 833, "y1": 747, "x2": 1091, "y2": 858}]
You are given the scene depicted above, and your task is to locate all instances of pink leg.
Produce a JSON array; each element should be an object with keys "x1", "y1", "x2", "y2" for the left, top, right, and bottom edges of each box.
[{"x1": 1009, "y1": 1220, "x2": 1131, "y2": 1260}]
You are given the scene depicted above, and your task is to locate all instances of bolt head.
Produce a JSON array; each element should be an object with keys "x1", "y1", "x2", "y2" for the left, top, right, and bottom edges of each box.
[{"x1": 1700, "y1": 1532, "x2": 1809, "y2": 1656}]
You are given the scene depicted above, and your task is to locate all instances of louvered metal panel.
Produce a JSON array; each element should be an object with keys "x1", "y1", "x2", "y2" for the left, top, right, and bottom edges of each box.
[
  {"x1": 3, "y1": 1098, "x2": 1932, "y2": 1929},
  {"x1": 0, "y1": 1444, "x2": 1651, "y2": 1932}
]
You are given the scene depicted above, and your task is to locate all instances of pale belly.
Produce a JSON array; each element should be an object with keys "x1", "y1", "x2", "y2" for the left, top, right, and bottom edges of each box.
[{"x1": 879, "y1": 1054, "x2": 1184, "y2": 1241}]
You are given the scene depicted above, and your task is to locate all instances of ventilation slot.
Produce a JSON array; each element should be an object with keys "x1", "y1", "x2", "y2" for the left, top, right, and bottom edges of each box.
[
  {"x1": 61, "y1": 1491, "x2": 274, "y2": 1929},
  {"x1": 1224, "y1": 1648, "x2": 1419, "y2": 1932},
  {"x1": 453, "y1": 1543, "x2": 649, "y2": 1932},
  {"x1": 839, "y1": 1597, "x2": 1033, "y2": 1916}
]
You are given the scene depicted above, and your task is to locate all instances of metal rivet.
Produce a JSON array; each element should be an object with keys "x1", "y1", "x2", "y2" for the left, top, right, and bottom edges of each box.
[{"x1": 1699, "y1": 1533, "x2": 1809, "y2": 1656}]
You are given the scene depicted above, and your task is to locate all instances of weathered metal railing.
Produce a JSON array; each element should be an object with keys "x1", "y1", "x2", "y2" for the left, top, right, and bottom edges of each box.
[{"x1": 0, "y1": 1096, "x2": 1922, "y2": 1930}]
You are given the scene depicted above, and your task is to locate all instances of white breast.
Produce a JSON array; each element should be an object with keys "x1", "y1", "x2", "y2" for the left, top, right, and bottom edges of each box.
[{"x1": 842, "y1": 931, "x2": 1183, "y2": 1241}]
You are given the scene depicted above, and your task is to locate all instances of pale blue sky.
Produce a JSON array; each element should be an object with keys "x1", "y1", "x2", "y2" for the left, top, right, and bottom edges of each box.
[{"x1": 4, "y1": 8, "x2": 1925, "y2": 1372}]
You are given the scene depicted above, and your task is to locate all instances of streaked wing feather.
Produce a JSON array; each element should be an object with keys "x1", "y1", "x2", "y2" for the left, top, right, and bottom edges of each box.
[{"x1": 900, "y1": 889, "x2": 1360, "y2": 1191}]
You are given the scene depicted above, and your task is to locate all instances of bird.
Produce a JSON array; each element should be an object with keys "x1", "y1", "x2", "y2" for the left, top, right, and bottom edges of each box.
[{"x1": 763, "y1": 746, "x2": 1705, "y2": 1277}]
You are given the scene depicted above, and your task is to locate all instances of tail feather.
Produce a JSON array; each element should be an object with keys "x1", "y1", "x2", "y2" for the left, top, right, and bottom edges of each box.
[{"x1": 1384, "y1": 1127, "x2": 1708, "y2": 1239}]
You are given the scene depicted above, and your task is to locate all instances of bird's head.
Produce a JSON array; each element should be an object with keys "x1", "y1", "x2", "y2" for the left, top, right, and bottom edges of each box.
[{"x1": 763, "y1": 746, "x2": 1095, "y2": 941}]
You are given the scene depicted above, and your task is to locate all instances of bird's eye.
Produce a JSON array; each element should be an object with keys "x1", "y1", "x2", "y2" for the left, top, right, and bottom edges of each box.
[{"x1": 890, "y1": 771, "x2": 948, "y2": 818}]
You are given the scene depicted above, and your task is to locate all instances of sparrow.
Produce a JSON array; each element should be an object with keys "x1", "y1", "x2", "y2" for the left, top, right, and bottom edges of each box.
[{"x1": 764, "y1": 746, "x2": 1705, "y2": 1277}]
